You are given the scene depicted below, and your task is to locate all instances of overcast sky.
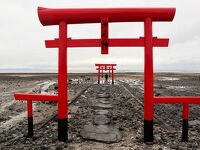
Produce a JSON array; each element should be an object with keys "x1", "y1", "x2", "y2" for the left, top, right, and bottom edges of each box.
[{"x1": 0, "y1": 0, "x2": 200, "y2": 73}]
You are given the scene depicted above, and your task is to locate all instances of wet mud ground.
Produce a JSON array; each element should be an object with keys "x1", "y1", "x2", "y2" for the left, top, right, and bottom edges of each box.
[{"x1": 0, "y1": 73, "x2": 200, "y2": 149}]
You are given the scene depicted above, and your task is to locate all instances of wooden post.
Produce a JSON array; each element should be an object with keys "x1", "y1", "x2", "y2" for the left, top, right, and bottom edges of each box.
[
  {"x1": 144, "y1": 17, "x2": 154, "y2": 143},
  {"x1": 27, "y1": 100, "x2": 33, "y2": 137},
  {"x1": 58, "y1": 21, "x2": 68, "y2": 142}
]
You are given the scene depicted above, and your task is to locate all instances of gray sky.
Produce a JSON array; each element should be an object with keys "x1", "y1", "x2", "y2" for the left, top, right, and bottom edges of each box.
[{"x1": 0, "y1": 0, "x2": 200, "y2": 73}]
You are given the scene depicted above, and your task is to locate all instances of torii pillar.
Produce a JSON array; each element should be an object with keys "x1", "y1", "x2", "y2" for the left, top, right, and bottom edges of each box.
[
  {"x1": 111, "y1": 65, "x2": 114, "y2": 84},
  {"x1": 57, "y1": 22, "x2": 68, "y2": 142},
  {"x1": 144, "y1": 17, "x2": 154, "y2": 143}
]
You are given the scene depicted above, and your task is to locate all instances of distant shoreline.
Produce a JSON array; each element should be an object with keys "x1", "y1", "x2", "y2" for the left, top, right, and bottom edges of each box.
[{"x1": 0, "y1": 72, "x2": 200, "y2": 74}]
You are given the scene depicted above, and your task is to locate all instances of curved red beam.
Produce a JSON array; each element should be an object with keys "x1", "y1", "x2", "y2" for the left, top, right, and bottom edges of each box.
[
  {"x1": 95, "y1": 64, "x2": 117, "y2": 66},
  {"x1": 38, "y1": 7, "x2": 176, "y2": 26}
]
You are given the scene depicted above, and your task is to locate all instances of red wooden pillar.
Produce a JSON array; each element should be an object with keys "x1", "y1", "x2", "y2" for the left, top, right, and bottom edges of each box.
[
  {"x1": 182, "y1": 103, "x2": 189, "y2": 142},
  {"x1": 58, "y1": 21, "x2": 68, "y2": 142},
  {"x1": 144, "y1": 17, "x2": 154, "y2": 143},
  {"x1": 27, "y1": 100, "x2": 33, "y2": 137},
  {"x1": 101, "y1": 68, "x2": 104, "y2": 78},
  {"x1": 98, "y1": 67, "x2": 100, "y2": 84},
  {"x1": 112, "y1": 66, "x2": 114, "y2": 84}
]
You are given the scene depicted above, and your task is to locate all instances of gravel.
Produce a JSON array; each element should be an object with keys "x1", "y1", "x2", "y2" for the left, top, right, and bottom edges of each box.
[{"x1": 0, "y1": 73, "x2": 200, "y2": 149}]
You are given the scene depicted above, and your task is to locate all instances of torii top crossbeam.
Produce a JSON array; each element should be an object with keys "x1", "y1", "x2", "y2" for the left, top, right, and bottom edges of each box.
[
  {"x1": 38, "y1": 7, "x2": 175, "y2": 25},
  {"x1": 95, "y1": 63, "x2": 116, "y2": 67}
]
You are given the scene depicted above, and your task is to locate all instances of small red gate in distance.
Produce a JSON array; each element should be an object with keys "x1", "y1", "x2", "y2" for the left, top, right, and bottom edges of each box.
[{"x1": 95, "y1": 64, "x2": 116, "y2": 84}]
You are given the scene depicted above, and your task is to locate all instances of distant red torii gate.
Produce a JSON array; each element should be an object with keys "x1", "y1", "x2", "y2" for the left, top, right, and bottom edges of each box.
[
  {"x1": 95, "y1": 64, "x2": 116, "y2": 84},
  {"x1": 13, "y1": 6, "x2": 200, "y2": 144}
]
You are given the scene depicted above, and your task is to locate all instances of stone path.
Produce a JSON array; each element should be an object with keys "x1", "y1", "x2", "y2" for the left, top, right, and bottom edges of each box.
[{"x1": 80, "y1": 85, "x2": 122, "y2": 143}]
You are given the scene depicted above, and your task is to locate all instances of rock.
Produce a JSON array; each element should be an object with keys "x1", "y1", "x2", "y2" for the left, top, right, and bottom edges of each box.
[
  {"x1": 80, "y1": 125, "x2": 122, "y2": 143},
  {"x1": 97, "y1": 98, "x2": 109, "y2": 101},
  {"x1": 145, "y1": 141, "x2": 154, "y2": 145},
  {"x1": 100, "y1": 87, "x2": 107, "y2": 91},
  {"x1": 92, "y1": 103, "x2": 113, "y2": 109},
  {"x1": 50, "y1": 146, "x2": 57, "y2": 150},
  {"x1": 54, "y1": 83, "x2": 58, "y2": 90},
  {"x1": 163, "y1": 147, "x2": 171, "y2": 150},
  {"x1": 155, "y1": 92, "x2": 161, "y2": 96},
  {"x1": 93, "y1": 115, "x2": 110, "y2": 125},
  {"x1": 154, "y1": 134, "x2": 162, "y2": 142},
  {"x1": 170, "y1": 143, "x2": 179, "y2": 149},
  {"x1": 189, "y1": 120, "x2": 200, "y2": 126},
  {"x1": 95, "y1": 110, "x2": 109, "y2": 115},
  {"x1": 97, "y1": 93, "x2": 110, "y2": 98},
  {"x1": 98, "y1": 99, "x2": 110, "y2": 104}
]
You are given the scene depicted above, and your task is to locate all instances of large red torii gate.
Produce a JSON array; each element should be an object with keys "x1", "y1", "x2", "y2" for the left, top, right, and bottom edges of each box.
[
  {"x1": 14, "y1": 6, "x2": 176, "y2": 143},
  {"x1": 95, "y1": 64, "x2": 116, "y2": 84},
  {"x1": 14, "y1": 6, "x2": 200, "y2": 144}
]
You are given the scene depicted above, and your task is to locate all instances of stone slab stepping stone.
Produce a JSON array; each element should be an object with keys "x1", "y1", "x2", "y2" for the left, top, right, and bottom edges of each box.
[
  {"x1": 97, "y1": 93, "x2": 110, "y2": 98},
  {"x1": 80, "y1": 125, "x2": 122, "y2": 143},
  {"x1": 101, "y1": 87, "x2": 106, "y2": 90},
  {"x1": 97, "y1": 98, "x2": 109, "y2": 101},
  {"x1": 99, "y1": 100, "x2": 110, "y2": 104},
  {"x1": 93, "y1": 115, "x2": 110, "y2": 125},
  {"x1": 92, "y1": 103, "x2": 113, "y2": 109},
  {"x1": 101, "y1": 87, "x2": 108, "y2": 91},
  {"x1": 95, "y1": 110, "x2": 109, "y2": 115}
]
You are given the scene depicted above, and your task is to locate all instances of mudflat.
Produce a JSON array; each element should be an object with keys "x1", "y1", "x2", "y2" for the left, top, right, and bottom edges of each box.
[{"x1": 0, "y1": 73, "x2": 200, "y2": 149}]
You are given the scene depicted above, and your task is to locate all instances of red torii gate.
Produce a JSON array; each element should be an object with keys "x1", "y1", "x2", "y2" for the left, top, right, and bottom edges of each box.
[
  {"x1": 95, "y1": 64, "x2": 116, "y2": 84},
  {"x1": 13, "y1": 6, "x2": 200, "y2": 143},
  {"x1": 14, "y1": 6, "x2": 175, "y2": 143}
]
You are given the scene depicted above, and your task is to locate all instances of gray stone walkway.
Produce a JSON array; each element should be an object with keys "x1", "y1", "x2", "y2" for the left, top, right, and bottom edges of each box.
[{"x1": 80, "y1": 85, "x2": 122, "y2": 143}]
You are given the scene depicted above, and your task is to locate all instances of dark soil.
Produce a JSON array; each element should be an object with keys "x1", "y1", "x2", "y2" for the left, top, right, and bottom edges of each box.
[{"x1": 0, "y1": 73, "x2": 200, "y2": 149}]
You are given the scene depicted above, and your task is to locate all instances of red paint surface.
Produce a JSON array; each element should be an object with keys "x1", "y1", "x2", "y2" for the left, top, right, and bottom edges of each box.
[
  {"x1": 27, "y1": 101, "x2": 33, "y2": 117},
  {"x1": 98, "y1": 68, "x2": 100, "y2": 81},
  {"x1": 58, "y1": 22, "x2": 68, "y2": 119},
  {"x1": 14, "y1": 93, "x2": 58, "y2": 101},
  {"x1": 111, "y1": 65, "x2": 114, "y2": 82},
  {"x1": 183, "y1": 104, "x2": 189, "y2": 120},
  {"x1": 46, "y1": 37, "x2": 168, "y2": 48},
  {"x1": 154, "y1": 97, "x2": 200, "y2": 104},
  {"x1": 38, "y1": 7, "x2": 176, "y2": 25},
  {"x1": 96, "y1": 68, "x2": 116, "y2": 70},
  {"x1": 144, "y1": 18, "x2": 154, "y2": 120}
]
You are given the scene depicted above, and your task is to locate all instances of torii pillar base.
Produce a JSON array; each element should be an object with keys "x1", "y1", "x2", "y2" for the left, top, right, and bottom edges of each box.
[
  {"x1": 28, "y1": 117, "x2": 33, "y2": 137},
  {"x1": 27, "y1": 100, "x2": 33, "y2": 138},
  {"x1": 182, "y1": 119, "x2": 188, "y2": 142},
  {"x1": 182, "y1": 104, "x2": 189, "y2": 142},
  {"x1": 144, "y1": 120, "x2": 154, "y2": 143},
  {"x1": 58, "y1": 118, "x2": 68, "y2": 142}
]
